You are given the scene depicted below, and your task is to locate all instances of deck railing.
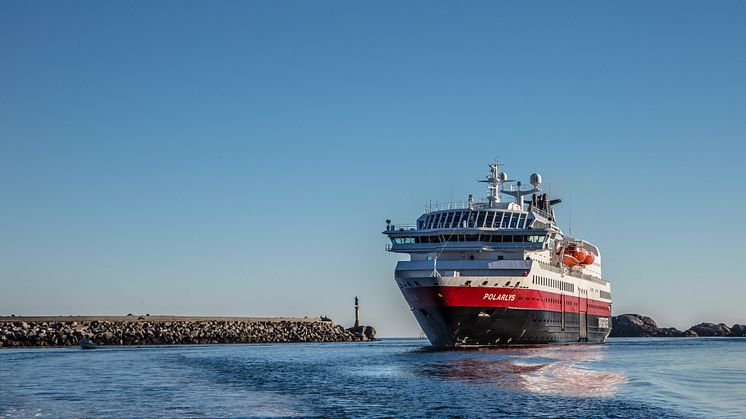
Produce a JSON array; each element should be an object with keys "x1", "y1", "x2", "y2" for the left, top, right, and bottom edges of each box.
[
  {"x1": 529, "y1": 205, "x2": 552, "y2": 220},
  {"x1": 424, "y1": 200, "x2": 488, "y2": 213},
  {"x1": 386, "y1": 224, "x2": 417, "y2": 232}
]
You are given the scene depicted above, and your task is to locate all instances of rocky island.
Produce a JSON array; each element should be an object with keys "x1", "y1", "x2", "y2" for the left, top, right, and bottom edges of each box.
[
  {"x1": 611, "y1": 314, "x2": 746, "y2": 337},
  {"x1": 0, "y1": 315, "x2": 376, "y2": 348}
]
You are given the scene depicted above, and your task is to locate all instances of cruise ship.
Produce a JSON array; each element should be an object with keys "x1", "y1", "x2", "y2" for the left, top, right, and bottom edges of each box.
[{"x1": 383, "y1": 162, "x2": 612, "y2": 346}]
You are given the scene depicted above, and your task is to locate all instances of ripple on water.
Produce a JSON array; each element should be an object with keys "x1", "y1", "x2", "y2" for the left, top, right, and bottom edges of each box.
[{"x1": 0, "y1": 339, "x2": 744, "y2": 418}]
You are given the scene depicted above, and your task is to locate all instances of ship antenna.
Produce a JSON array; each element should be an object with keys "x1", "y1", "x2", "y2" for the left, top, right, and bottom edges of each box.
[
  {"x1": 479, "y1": 159, "x2": 505, "y2": 207},
  {"x1": 569, "y1": 191, "x2": 573, "y2": 236}
]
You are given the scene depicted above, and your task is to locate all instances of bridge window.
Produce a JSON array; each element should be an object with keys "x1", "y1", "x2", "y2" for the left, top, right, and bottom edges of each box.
[
  {"x1": 527, "y1": 235, "x2": 547, "y2": 243},
  {"x1": 476, "y1": 211, "x2": 487, "y2": 227},
  {"x1": 393, "y1": 237, "x2": 415, "y2": 244},
  {"x1": 442, "y1": 213, "x2": 451, "y2": 228}
]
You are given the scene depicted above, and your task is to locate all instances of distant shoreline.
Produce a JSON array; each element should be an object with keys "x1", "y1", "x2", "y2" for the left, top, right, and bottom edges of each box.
[{"x1": 611, "y1": 314, "x2": 746, "y2": 338}]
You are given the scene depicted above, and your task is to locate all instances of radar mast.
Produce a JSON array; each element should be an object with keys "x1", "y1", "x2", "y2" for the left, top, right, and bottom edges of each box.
[{"x1": 479, "y1": 161, "x2": 511, "y2": 207}]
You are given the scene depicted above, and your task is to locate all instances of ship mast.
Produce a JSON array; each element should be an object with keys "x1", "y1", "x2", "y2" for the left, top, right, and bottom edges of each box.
[
  {"x1": 479, "y1": 162, "x2": 510, "y2": 207},
  {"x1": 480, "y1": 161, "x2": 542, "y2": 208}
]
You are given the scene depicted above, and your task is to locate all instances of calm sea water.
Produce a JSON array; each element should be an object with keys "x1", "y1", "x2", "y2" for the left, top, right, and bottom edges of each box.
[{"x1": 1, "y1": 338, "x2": 744, "y2": 418}]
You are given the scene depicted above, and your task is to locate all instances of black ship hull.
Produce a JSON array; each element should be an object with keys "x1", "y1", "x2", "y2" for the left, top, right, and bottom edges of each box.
[{"x1": 412, "y1": 306, "x2": 611, "y2": 347}]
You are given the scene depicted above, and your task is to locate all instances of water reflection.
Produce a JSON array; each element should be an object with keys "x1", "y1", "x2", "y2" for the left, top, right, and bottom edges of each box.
[{"x1": 416, "y1": 345, "x2": 626, "y2": 397}]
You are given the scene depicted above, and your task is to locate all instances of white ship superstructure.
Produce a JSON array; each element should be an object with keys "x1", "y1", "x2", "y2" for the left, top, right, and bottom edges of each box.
[{"x1": 384, "y1": 161, "x2": 611, "y2": 346}]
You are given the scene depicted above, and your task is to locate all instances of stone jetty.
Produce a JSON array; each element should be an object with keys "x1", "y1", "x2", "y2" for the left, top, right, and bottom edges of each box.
[
  {"x1": 0, "y1": 315, "x2": 376, "y2": 348},
  {"x1": 610, "y1": 313, "x2": 746, "y2": 338}
]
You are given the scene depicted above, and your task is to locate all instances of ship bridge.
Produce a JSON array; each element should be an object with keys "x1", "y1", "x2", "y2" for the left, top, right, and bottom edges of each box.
[
  {"x1": 384, "y1": 162, "x2": 562, "y2": 254},
  {"x1": 384, "y1": 204, "x2": 557, "y2": 253}
]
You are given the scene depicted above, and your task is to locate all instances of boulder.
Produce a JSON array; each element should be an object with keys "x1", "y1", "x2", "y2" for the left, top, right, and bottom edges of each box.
[
  {"x1": 610, "y1": 314, "x2": 659, "y2": 337},
  {"x1": 346, "y1": 325, "x2": 376, "y2": 341},
  {"x1": 729, "y1": 324, "x2": 746, "y2": 337},
  {"x1": 363, "y1": 326, "x2": 377, "y2": 340},
  {"x1": 653, "y1": 327, "x2": 686, "y2": 337},
  {"x1": 688, "y1": 323, "x2": 731, "y2": 337}
]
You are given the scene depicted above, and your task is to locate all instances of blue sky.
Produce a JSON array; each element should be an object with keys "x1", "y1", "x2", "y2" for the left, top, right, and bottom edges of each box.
[{"x1": 1, "y1": 1, "x2": 745, "y2": 336}]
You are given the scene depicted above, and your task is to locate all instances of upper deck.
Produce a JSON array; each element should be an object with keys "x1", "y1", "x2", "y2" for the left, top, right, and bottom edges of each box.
[
  {"x1": 382, "y1": 160, "x2": 605, "y2": 281},
  {"x1": 383, "y1": 162, "x2": 562, "y2": 254},
  {"x1": 384, "y1": 204, "x2": 556, "y2": 253}
]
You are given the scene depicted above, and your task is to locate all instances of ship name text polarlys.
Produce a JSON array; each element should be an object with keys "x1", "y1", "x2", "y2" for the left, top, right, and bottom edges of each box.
[{"x1": 483, "y1": 293, "x2": 516, "y2": 302}]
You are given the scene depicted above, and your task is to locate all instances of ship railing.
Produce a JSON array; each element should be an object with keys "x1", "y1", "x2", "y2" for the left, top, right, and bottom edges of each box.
[
  {"x1": 424, "y1": 200, "x2": 491, "y2": 213},
  {"x1": 386, "y1": 224, "x2": 417, "y2": 232},
  {"x1": 529, "y1": 205, "x2": 552, "y2": 220}
]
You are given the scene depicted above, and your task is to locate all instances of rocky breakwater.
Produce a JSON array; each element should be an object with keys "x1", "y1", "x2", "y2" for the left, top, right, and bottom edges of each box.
[
  {"x1": 610, "y1": 314, "x2": 746, "y2": 338},
  {"x1": 0, "y1": 317, "x2": 372, "y2": 348},
  {"x1": 345, "y1": 325, "x2": 377, "y2": 341}
]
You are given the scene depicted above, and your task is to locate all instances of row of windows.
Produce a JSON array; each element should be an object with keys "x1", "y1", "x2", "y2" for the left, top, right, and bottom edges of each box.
[
  {"x1": 588, "y1": 303, "x2": 611, "y2": 312},
  {"x1": 391, "y1": 234, "x2": 547, "y2": 245},
  {"x1": 599, "y1": 290, "x2": 612, "y2": 300},
  {"x1": 532, "y1": 275, "x2": 575, "y2": 292},
  {"x1": 418, "y1": 210, "x2": 530, "y2": 230},
  {"x1": 510, "y1": 296, "x2": 583, "y2": 306}
]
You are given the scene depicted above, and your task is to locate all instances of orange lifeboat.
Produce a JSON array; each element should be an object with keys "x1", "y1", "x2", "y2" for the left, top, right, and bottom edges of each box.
[
  {"x1": 561, "y1": 244, "x2": 595, "y2": 266},
  {"x1": 562, "y1": 253, "x2": 580, "y2": 267},
  {"x1": 577, "y1": 247, "x2": 589, "y2": 262},
  {"x1": 562, "y1": 244, "x2": 587, "y2": 267},
  {"x1": 562, "y1": 244, "x2": 578, "y2": 267}
]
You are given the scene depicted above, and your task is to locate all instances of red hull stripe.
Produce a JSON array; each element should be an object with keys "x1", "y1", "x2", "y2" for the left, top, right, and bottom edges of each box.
[{"x1": 402, "y1": 286, "x2": 611, "y2": 317}]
